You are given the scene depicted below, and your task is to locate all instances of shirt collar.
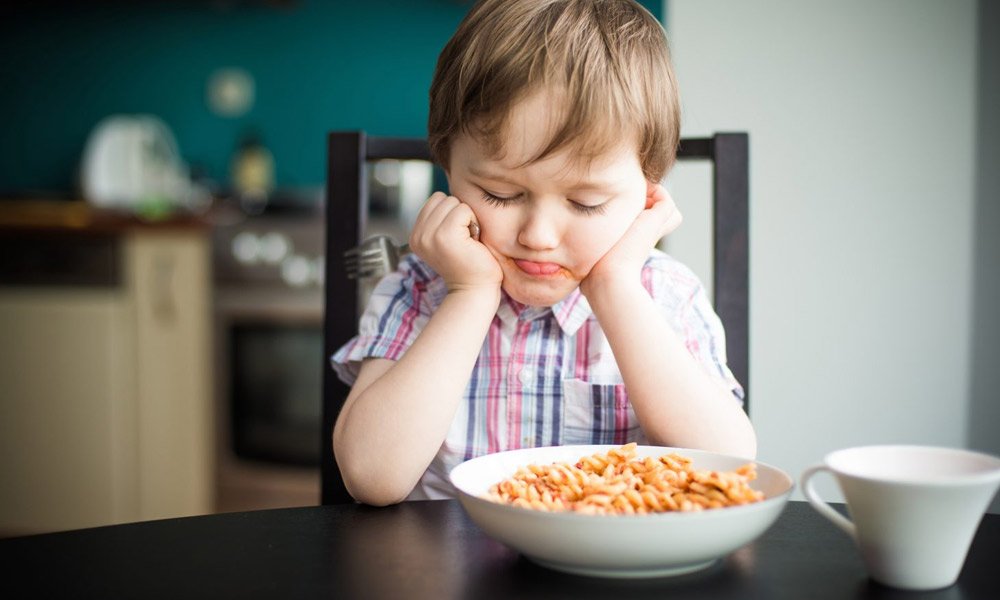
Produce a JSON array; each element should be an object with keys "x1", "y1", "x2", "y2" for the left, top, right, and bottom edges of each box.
[{"x1": 495, "y1": 287, "x2": 592, "y2": 336}]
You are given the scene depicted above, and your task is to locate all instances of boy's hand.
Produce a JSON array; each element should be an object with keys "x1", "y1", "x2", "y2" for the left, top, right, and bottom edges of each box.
[
  {"x1": 580, "y1": 182, "x2": 682, "y2": 297},
  {"x1": 410, "y1": 192, "x2": 503, "y2": 293}
]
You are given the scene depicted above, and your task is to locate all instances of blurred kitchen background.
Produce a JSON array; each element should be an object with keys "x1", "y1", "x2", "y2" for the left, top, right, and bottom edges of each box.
[{"x1": 1, "y1": 0, "x2": 997, "y2": 537}]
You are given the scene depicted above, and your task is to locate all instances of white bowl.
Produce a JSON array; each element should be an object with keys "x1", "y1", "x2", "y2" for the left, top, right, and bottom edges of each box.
[{"x1": 449, "y1": 444, "x2": 794, "y2": 578}]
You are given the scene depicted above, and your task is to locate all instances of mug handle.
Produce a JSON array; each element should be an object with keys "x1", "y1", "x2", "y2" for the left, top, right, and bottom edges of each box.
[{"x1": 800, "y1": 464, "x2": 857, "y2": 540}]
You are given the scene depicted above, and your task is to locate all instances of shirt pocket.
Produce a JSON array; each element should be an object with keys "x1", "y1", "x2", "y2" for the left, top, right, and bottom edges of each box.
[{"x1": 560, "y1": 379, "x2": 643, "y2": 446}]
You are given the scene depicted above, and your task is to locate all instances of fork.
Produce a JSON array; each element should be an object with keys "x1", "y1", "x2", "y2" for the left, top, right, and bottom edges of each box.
[
  {"x1": 343, "y1": 235, "x2": 410, "y2": 280},
  {"x1": 342, "y1": 222, "x2": 480, "y2": 280}
]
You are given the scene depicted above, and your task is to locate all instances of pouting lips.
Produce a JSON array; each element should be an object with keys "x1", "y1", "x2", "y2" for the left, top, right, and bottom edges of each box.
[{"x1": 514, "y1": 259, "x2": 564, "y2": 276}]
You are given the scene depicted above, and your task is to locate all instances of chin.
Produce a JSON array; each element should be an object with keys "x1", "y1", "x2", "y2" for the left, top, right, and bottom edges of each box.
[{"x1": 503, "y1": 279, "x2": 579, "y2": 308}]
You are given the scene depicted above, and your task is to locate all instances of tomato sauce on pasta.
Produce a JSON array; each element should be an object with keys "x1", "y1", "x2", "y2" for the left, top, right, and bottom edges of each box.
[{"x1": 486, "y1": 443, "x2": 764, "y2": 514}]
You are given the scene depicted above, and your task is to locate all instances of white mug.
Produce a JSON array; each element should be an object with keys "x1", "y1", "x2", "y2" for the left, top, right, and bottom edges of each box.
[{"x1": 800, "y1": 445, "x2": 1000, "y2": 591}]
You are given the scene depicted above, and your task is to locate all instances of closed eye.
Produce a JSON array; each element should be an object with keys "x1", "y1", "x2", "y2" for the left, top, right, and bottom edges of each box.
[
  {"x1": 570, "y1": 201, "x2": 608, "y2": 216},
  {"x1": 480, "y1": 190, "x2": 523, "y2": 207},
  {"x1": 481, "y1": 189, "x2": 608, "y2": 216}
]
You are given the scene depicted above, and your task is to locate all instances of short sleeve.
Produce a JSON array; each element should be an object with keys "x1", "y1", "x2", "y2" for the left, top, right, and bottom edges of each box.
[
  {"x1": 642, "y1": 250, "x2": 745, "y2": 403},
  {"x1": 330, "y1": 255, "x2": 441, "y2": 385}
]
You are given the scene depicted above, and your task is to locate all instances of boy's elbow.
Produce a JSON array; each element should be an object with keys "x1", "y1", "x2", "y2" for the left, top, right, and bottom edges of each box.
[
  {"x1": 711, "y1": 414, "x2": 757, "y2": 460},
  {"x1": 341, "y1": 464, "x2": 412, "y2": 506},
  {"x1": 735, "y1": 435, "x2": 757, "y2": 461},
  {"x1": 697, "y1": 437, "x2": 756, "y2": 461},
  {"x1": 334, "y1": 439, "x2": 416, "y2": 506},
  {"x1": 344, "y1": 481, "x2": 410, "y2": 507},
  {"x1": 725, "y1": 425, "x2": 757, "y2": 460}
]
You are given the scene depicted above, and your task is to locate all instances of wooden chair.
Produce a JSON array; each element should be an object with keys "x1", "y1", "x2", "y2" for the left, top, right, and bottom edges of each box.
[{"x1": 321, "y1": 131, "x2": 749, "y2": 504}]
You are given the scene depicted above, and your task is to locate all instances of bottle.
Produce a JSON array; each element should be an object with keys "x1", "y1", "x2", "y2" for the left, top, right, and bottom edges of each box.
[{"x1": 230, "y1": 130, "x2": 274, "y2": 215}]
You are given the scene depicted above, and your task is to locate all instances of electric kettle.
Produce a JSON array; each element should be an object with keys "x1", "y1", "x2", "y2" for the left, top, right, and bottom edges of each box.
[{"x1": 80, "y1": 114, "x2": 198, "y2": 212}]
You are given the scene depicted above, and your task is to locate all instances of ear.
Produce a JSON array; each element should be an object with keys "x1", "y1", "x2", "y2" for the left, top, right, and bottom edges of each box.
[
  {"x1": 644, "y1": 180, "x2": 659, "y2": 209},
  {"x1": 442, "y1": 168, "x2": 453, "y2": 195}
]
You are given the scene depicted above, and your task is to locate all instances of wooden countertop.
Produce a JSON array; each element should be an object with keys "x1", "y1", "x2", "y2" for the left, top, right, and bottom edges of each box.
[{"x1": 0, "y1": 199, "x2": 213, "y2": 235}]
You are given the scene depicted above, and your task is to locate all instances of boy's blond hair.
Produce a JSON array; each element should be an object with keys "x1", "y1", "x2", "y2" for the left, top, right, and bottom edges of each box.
[{"x1": 428, "y1": 0, "x2": 680, "y2": 182}]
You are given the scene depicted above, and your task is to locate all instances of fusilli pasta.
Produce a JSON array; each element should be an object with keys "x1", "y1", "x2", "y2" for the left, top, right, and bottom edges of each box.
[{"x1": 485, "y1": 443, "x2": 764, "y2": 514}]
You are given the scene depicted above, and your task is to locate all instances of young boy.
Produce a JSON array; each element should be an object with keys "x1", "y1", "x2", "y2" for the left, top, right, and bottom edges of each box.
[{"x1": 332, "y1": 0, "x2": 756, "y2": 506}]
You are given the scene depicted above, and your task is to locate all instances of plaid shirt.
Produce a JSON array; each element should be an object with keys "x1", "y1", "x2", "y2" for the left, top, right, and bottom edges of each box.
[{"x1": 331, "y1": 249, "x2": 743, "y2": 500}]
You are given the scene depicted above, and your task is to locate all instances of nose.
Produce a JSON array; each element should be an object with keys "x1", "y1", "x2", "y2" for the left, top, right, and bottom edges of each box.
[{"x1": 516, "y1": 202, "x2": 562, "y2": 251}]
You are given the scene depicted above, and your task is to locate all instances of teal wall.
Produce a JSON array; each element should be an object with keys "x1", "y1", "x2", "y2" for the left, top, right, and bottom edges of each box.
[{"x1": 0, "y1": 0, "x2": 662, "y2": 196}]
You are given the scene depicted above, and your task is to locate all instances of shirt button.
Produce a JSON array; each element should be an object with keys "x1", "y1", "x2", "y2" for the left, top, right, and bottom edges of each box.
[{"x1": 519, "y1": 369, "x2": 534, "y2": 385}]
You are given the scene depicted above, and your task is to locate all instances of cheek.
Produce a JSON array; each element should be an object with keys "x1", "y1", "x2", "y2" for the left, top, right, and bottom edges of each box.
[
  {"x1": 568, "y1": 201, "x2": 643, "y2": 264},
  {"x1": 567, "y1": 217, "x2": 630, "y2": 263},
  {"x1": 597, "y1": 202, "x2": 643, "y2": 240},
  {"x1": 448, "y1": 183, "x2": 500, "y2": 235},
  {"x1": 470, "y1": 203, "x2": 504, "y2": 234}
]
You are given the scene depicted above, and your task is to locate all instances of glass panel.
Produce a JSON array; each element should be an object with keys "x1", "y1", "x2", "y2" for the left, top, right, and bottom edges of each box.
[
  {"x1": 357, "y1": 159, "x2": 443, "y2": 314},
  {"x1": 231, "y1": 324, "x2": 323, "y2": 466},
  {"x1": 364, "y1": 158, "x2": 439, "y2": 242}
]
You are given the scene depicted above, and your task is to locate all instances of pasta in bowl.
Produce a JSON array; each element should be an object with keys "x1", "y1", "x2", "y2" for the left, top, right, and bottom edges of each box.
[{"x1": 449, "y1": 444, "x2": 794, "y2": 578}]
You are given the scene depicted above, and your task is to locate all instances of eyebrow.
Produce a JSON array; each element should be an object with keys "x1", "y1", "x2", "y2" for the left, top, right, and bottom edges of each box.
[
  {"x1": 467, "y1": 166, "x2": 517, "y2": 185},
  {"x1": 467, "y1": 165, "x2": 622, "y2": 193}
]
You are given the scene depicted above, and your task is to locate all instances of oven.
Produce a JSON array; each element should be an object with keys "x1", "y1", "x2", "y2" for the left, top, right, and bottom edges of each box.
[
  {"x1": 208, "y1": 161, "x2": 434, "y2": 511},
  {"x1": 211, "y1": 207, "x2": 325, "y2": 512}
]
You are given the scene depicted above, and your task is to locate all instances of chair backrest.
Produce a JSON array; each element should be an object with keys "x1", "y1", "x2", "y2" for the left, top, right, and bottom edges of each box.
[{"x1": 321, "y1": 131, "x2": 748, "y2": 505}]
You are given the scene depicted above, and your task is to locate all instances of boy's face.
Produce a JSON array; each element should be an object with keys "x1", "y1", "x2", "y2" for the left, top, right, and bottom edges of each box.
[{"x1": 446, "y1": 91, "x2": 650, "y2": 307}]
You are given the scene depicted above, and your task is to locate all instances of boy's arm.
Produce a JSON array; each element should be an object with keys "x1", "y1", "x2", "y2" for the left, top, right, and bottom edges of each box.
[
  {"x1": 581, "y1": 183, "x2": 756, "y2": 458},
  {"x1": 334, "y1": 192, "x2": 502, "y2": 506},
  {"x1": 333, "y1": 286, "x2": 499, "y2": 506},
  {"x1": 584, "y1": 281, "x2": 757, "y2": 458}
]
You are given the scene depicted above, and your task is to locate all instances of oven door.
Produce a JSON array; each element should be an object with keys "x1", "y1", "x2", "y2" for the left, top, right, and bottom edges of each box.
[
  {"x1": 229, "y1": 320, "x2": 322, "y2": 465},
  {"x1": 213, "y1": 288, "x2": 323, "y2": 511}
]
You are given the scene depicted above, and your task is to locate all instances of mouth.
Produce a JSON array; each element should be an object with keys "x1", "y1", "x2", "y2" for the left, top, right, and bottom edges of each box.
[{"x1": 512, "y1": 259, "x2": 570, "y2": 278}]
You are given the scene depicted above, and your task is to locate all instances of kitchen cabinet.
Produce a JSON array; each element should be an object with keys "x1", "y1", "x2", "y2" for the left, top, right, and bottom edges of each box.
[{"x1": 0, "y1": 206, "x2": 214, "y2": 536}]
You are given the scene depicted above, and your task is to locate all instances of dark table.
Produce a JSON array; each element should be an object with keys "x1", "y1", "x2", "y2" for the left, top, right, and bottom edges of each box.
[{"x1": 0, "y1": 501, "x2": 996, "y2": 599}]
